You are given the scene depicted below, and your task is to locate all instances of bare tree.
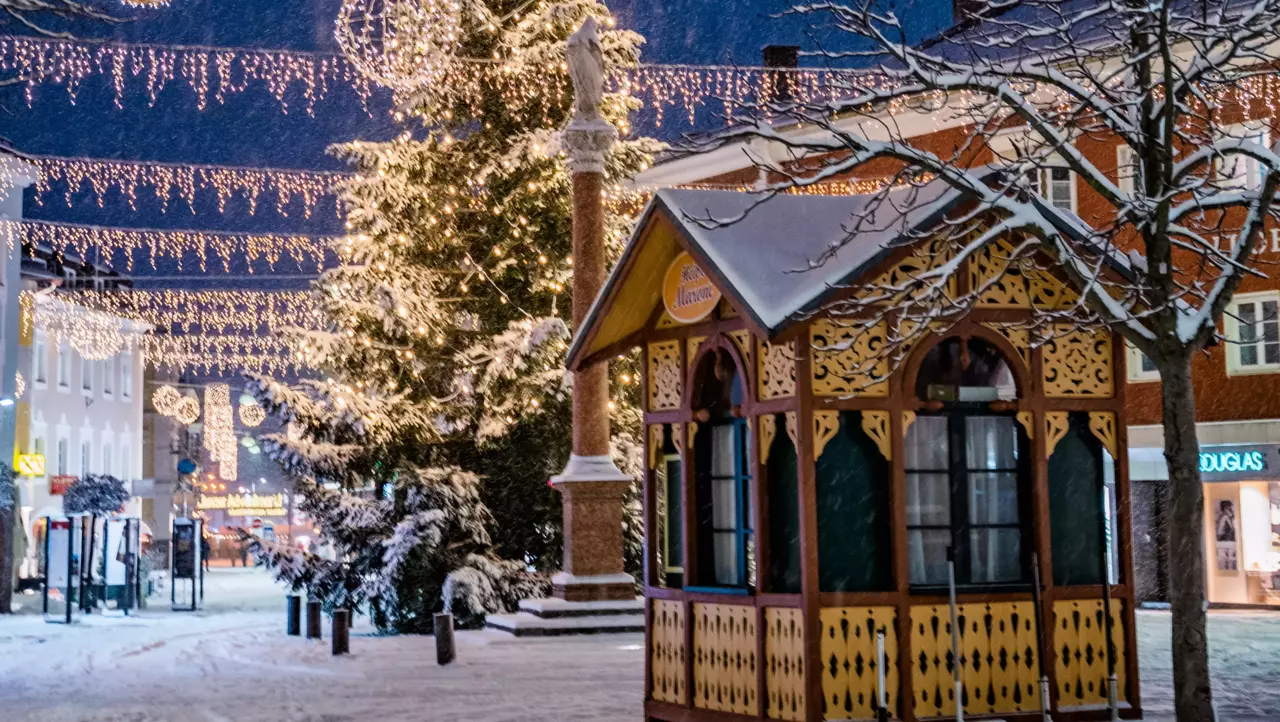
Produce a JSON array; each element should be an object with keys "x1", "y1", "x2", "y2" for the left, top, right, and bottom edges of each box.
[{"x1": 689, "y1": 0, "x2": 1280, "y2": 719}]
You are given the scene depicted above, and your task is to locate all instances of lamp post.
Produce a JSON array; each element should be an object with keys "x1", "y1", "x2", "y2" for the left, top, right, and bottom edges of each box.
[{"x1": 547, "y1": 16, "x2": 634, "y2": 603}]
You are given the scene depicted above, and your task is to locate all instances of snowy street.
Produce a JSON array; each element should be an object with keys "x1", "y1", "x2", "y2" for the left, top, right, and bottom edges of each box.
[{"x1": 1, "y1": 569, "x2": 1279, "y2": 721}]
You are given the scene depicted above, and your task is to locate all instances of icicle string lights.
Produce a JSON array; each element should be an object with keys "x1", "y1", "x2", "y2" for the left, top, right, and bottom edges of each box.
[
  {"x1": 27, "y1": 154, "x2": 344, "y2": 218},
  {"x1": 145, "y1": 334, "x2": 303, "y2": 376},
  {"x1": 7, "y1": 220, "x2": 331, "y2": 272},
  {"x1": 61, "y1": 289, "x2": 322, "y2": 334},
  {"x1": 33, "y1": 295, "x2": 143, "y2": 361},
  {"x1": 0, "y1": 35, "x2": 379, "y2": 115}
]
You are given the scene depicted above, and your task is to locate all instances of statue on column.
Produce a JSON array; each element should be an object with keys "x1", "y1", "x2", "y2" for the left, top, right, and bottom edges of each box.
[{"x1": 566, "y1": 17, "x2": 606, "y2": 125}]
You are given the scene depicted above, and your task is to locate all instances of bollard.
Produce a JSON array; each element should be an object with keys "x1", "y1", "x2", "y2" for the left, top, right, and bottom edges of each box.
[
  {"x1": 332, "y1": 609, "x2": 350, "y2": 656},
  {"x1": 306, "y1": 600, "x2": 323, "y2": 640},
  {"x1": 287, "y1": 595, "x2": 301, "y2": 636},
  {"x1": 434, "y1": 612, "x2": 455, "y2": 666}
]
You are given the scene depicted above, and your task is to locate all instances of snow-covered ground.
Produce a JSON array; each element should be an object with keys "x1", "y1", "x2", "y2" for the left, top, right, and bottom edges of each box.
[{"x1": 1, "y1": 570, "x2": 1278, "y2": 721}]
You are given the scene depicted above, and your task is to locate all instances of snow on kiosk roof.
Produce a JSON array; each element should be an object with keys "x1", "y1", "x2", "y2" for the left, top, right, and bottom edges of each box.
[{"x1": 569, "y1": 181, "x2": 972, "y2": 371}]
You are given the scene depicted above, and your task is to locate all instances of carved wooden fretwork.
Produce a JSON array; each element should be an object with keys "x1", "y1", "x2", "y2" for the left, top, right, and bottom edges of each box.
[
  {"x1": 649, "y1": 424, "x2": 664, "y2": 470},
  {"x1": 1045, "y1": 412, "x2": 1070, "y2": 456},
  {"x1": 728, "y1": 329, "x2": 751, "y2": 362},
  {"x1": 656, "y1": 310, "x2": 683, "y2": 329},
  {"x1": 902, "y1": 411, "x2": 917, "y2": 438},
  {"x1": 810, "y1": 319, "x2": 889, "y2": 397},
  {"x1": 983, "y1": 322, "x2": 1032, "y2": 368},
  {"x1": 814, "y1": 411, "x2": 841, "y2": 461},
  {"x1": 1016, "y1": 411, "x2": 1035, "y2": 440},
  {"x1": 1088, "y1": 412, "x2": 1119, "y2": 460},
  {"x1": 861, "y1": 410, "x2": 892, "y2": 461},
  {"x1": 648, "y1": 341, "x2": 682, "y2": 411},
  {"x1": 719, "y1": 298, "x2": 740, "y2": 319},
  {"x1": 688, "y1": 337, "x2": 707, "y2": 370},
  {"x1": 859, "y1": 235, "x2": 957, "y2": 305},
  {"x1": 1042, "y1": 327, "x2": 1113, "y2": 398},
  {"x1": 673, "y1": 422, "x2": 684, "y2": 455},
  {"x1": 758, "y1": 340, "x2": 797, "y2": 400},
  {"x1": 785, "y1": 412, "x2": 798, "y2": 448},
  {"x1": 688, "y1": 421, "x2": 699, "y2": 450},
  {"x1": 759, "y1": 415, "x2": 778, "y2": 465},
  {"x1": 970, "y1": 240, "x2": 1078, "y2": 310}
]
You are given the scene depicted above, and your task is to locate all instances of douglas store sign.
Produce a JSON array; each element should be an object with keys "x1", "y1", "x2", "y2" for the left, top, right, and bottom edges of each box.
[{"x1": 1199, "y1": 446, "x2": 1280, "y2": 481}]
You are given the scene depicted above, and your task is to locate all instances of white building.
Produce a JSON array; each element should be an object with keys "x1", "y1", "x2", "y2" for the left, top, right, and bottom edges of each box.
[{"x1": 13, "y1": 255, "x2": 147, "y2": 581}]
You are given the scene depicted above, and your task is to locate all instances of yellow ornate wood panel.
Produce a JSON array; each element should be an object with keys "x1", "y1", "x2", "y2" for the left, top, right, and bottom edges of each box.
[
  {"x1": 1016, "y1": 411, "x2": 1035, "y2": 440},
  {"x1": 1042, "y1": 328, "x2": 1113, "y2": 398},
  {"x1": 758, "y1": 339, "x2": 798, "y2": 400},
  {"x1": 765, "y1": 607, "x2": 805, "y2": 721},
  {"x1": 688, "y1": 336, "x2": 707, "y2": 369},
  {"x1": 970, "y1": 240, "x2": 1077, "y2": 311},
  {"x1": 1088, "y1": 412, "x2": 1119, "y2": 460},
  {"x1": 810, "y1": 319, "x2": 889, "y2": 397},
  {"x1": 760, "y1": 414, "x2": 779, "y2": 465},
  {"x1": 861, "y1": 410, "x2": 891, "y2": 461},
  {"x1": 649, "y1": 424, "x2": 664, "y2": 470},
  {"x1": 859, "y1": 235, "x2": 958, "y2": 305},
  {"x1": 656, "y1": 309, "x2": 684, "y2": 329},
  {"x1": 648, "y1": 340, "x2": 682, "y2": 411},
  {"x1": 1045, "y1": 412, "x2": 1070, "y2": 456},
  {"x1": 651, "y1": 599, "x2": 688, "y2": 705},
  {"x1": 1054, "y1": 599, "x2": 1127, "y2": 707},
  {"x1": 910, "y1": 602, "x2": 1041, "y2": 718},
  {"x1": 814, "y1": 411, "x2": 841, "y2": 461},
  {"x1": 820, "y1": 606, "x2": 898, "y2": 721},
  {"x1": 693, "y1": 603, "x2": 759, "y2": 715},
  {"x1": 728, "y1": 329, "x2": 751, "y2": 361},
  {"x1": 982, "y1": 321, "x2": 1032, "y2": 367}
]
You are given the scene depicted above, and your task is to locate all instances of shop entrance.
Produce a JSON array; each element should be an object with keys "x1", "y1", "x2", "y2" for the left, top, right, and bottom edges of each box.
[{"x1": 1133, "y1": 479, "x2": 1169, "y2": 603}]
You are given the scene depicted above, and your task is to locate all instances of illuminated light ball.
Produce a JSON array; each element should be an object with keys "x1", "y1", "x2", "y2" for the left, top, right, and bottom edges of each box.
[
  {"x1": 175, "y1": 396, "x2": 201, "y2": 425},
  {"x1": 153, "y1": 384, "x2": 183, "y2": 416},
  {"x1": 238, "y1": 402, "x2": 266, "y2": 428},
  {"x1": 336, "y1": 0, "x2": 462, "y2": 92}
]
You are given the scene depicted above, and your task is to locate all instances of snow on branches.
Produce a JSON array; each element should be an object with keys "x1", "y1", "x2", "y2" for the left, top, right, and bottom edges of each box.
[{"x1": 62, "y1": 474, "x2": 129, "y2": 516}]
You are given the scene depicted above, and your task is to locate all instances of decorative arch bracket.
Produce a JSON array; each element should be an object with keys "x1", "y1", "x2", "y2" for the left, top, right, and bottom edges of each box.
[
  {"x1": 814, "y1": 411, "x2": 841, "y2": 461},
  {"x1": 1045, "y1": 412, "x2": 1070, "y2": 457},
  {"x1": 861, "y1": 410, "x2": 892, "y2": 461},
  {"x1": 1088, "y1": 412, "x2": 1119, "y2": 460}
]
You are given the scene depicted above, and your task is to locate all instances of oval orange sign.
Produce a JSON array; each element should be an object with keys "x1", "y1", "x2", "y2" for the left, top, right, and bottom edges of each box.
[{"x1": 662, "y1": 252, "x2": 721, "y2": 324}]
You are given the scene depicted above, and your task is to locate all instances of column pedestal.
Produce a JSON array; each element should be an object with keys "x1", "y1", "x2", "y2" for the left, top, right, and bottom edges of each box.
[{"x1": 550, "y1": 454, "x2": 635, "y2": 602}]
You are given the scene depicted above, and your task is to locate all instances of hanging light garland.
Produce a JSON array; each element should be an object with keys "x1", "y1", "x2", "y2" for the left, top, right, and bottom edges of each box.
[
  {"x1": 15, "y1": 371, "x2": 25, "y2": 400},
  {"x1": 203, "y1": 383, "x2": 238, "y2": 481},
  {"x1": 0, "y1": 35, "x2": 378, "y2": 114},
  {"x1": 153, "y1": 384, "x2": 182, "y2": 416},
  {"x1": 61, "y1": 289, "x2": 322, "y2": 334},
  {"x1": 144, "y1": 334, "x2": 305, "y2": 375},
  {"x1": 7, "y1": 220, "x2": 331, "y2": 272},
  {"x1": 33, "y1": 295, "x2": 143, "y2": 361},
  {"x1": 28, "y1": 154, "x2": 343, "y2": 218}
]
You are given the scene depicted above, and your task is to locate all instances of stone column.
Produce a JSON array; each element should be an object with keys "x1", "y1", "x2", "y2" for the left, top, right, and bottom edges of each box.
[{"x1": 549, "y1": 20, "x2": 634, "y2": 603}]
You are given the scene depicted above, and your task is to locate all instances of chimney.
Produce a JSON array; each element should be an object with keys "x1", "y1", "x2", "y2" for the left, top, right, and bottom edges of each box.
[{"x1": 762, "y1": 45, "x2": 800, "y2": 104}]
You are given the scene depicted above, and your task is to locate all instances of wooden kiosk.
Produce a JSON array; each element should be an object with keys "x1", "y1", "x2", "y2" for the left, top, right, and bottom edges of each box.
[{"x1": 567, "y1": 185, "x2": 1141, "y2": 721}]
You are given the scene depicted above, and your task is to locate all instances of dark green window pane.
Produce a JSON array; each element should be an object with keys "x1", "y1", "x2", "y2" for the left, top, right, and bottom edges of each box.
[
  {"x1": 1049, "y1": 413, "x2": 1105, "y2": 585},
  {"x1": 766, "y1": 418, "x2": 800, "y2": 594},
  {"x1": 817, "y1": 411, "x2": 893, "y2": 592}
]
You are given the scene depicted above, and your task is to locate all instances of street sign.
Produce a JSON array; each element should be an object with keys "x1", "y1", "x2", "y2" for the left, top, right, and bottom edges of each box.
[{"x1": 16, "y1": 453, "x2": 45, "y2": 477}]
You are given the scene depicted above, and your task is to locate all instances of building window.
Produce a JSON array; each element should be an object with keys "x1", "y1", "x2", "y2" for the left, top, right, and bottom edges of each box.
[
  {"x1": 56, "y1": 344, "x2": 70, "y2": 390},
  {"x1": 56, "y1": 438, "x2": 68, "y2": 475},
  {"x1": 120, "y1": 353, "x2": 133, "y2": 399},
  {"x1": 120, "y1": 443, "x2": 130, "y2": 481},
  {"x1": 1031, "y1": 165, "x2": 1076, "y2": 212},
  {"x1": 1226, "y1": 292, "x2": 1280, "y2": 375},
  {"x1": 691, "y1": 348, "x2": 754, "y2": 591},
  {"x1": 657, "y1": 444, "x2": 684, "y2": 585},
  {"x1": 1127, "y1": 343, "x2": 1160, "y2": 382},
  {"x1": 80, "y1": 440, "x2": 92, "y2": 475},
  {"x1": 1217, "y1": 123, "x2": 1269, "y2": 191},
  {"x1": 102, "y1": 357, "x2": 114, "y2": 397},
  {"x1": 102, "y1": 444, "x2": 112, "y2": 477},
  {"x1": 33, "y1": 334, "x2": 47, "y2": 386},
  {"x1": 81, "y1": 356, "x2": 93, "y2": 394},
  {"x1": 32, "y1": 437, "x2": 45, "y2": 477},
  {"x1": 1117, "y1": 145, "x2": 1136, "y2": 196},
  {"x1": 907, "y1": 338, "x2": 1026, "y2": 587}
]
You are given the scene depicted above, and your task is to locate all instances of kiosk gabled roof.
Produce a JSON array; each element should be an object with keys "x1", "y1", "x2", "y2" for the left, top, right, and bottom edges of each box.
[{"x1": 567, "y1": 177, "x2": 1120, "y2": 370}]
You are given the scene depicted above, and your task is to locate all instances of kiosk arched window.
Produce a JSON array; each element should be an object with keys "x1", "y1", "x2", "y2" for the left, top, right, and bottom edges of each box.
[
  {"x1": 692, "y1": 348, "x2": 753, "y2": 591},
  {"x1": 906, "y1": 336, "x2": 1027, "y2": 587}
]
